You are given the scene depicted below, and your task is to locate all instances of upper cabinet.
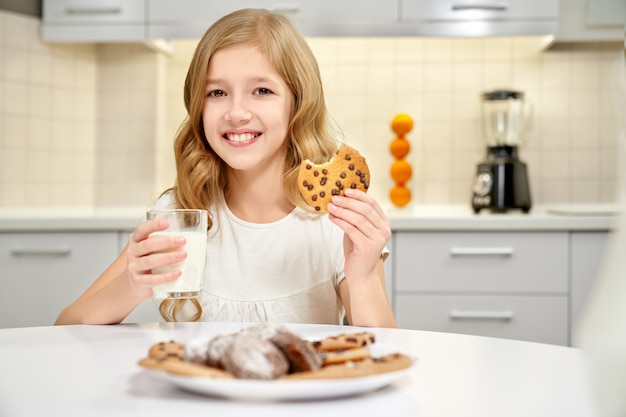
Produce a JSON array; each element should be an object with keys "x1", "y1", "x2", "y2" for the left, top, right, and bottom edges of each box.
[
  {"x1": 556, "y1": 0, "x2": 625, "y2": 42},
  {"x1": 42, "y1": 0, "x2": 146, "y2": 42},
  {"x1": 397, "y1": 0, "x2": 559, "y2": 37},
  {"x1": 42, "y1": 0, "x2": 622, "y2": 42},
  {"x1": 147, "y1": 0, "x2": 399, "y2": 39}
]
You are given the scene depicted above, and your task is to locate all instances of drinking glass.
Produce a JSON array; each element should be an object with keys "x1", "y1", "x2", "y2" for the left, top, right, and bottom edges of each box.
[{"x1": 146, "y1": 209, "x2": 208, "y2": 299}]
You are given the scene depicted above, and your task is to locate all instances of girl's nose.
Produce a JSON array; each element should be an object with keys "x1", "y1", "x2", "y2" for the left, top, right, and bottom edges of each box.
[{"x1": 224, "y1": 97, "x2": 251, "y2": 123}]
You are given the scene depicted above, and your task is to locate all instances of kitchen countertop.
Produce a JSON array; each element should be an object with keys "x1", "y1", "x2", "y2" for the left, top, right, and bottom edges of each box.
[{"x1": 0, "y1": 204, "x2": 621, "y2": 232}]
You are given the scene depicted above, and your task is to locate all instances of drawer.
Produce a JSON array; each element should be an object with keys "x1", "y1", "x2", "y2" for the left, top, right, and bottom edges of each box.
[
  {"x1": 394, "y1": 232, "x2": 568, "y2": 293},
  {"x1": 0, "y1": 232, "x2": 119, "y2": 328},
  {"x1": 44, "y1": 0, "x2": 146, "y2": 23},
  {"x1": 395, "y1": 294, "x2": 568, "y2": 345}
]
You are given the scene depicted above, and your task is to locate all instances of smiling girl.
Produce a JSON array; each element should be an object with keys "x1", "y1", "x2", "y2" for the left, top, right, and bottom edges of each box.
[{"x1": 56, "y1": 8, "x2": 396, "y2": 328}]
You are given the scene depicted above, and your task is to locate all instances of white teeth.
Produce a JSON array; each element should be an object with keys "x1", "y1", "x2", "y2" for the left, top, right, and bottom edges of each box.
[{"x1": 227, "y1": 133, "x2": 257, "y2": 142}]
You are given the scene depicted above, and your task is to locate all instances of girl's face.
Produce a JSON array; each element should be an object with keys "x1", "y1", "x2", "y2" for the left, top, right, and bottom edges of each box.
[{"x1": 203, "y1": 45, "x2": 294, "y2": 175}]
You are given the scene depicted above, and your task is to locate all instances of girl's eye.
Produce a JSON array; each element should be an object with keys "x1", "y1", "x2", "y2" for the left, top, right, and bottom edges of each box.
[
  {"x1": 255, "y1": 87, "x2": 272, "y2": 96},
  {"x1": 207, "y1": 90, "x2": 225, "y2": 98}
]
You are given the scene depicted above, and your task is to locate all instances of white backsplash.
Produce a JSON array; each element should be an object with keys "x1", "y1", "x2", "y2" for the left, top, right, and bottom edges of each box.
[{"x1": 0, "y1": 10, "x2": 623, "y2": 208}]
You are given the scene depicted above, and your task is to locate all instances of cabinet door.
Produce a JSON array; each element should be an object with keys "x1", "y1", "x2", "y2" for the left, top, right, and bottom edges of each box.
[
  {"x1": 42, "y1": 0, "x2": 146, "y2": 41},
  {"x1": 399, "y1": 0, "x2": 558, "y2": 36},
  {"x1": 395, "y1": 294, "x2": 568, "y2": 345},
  {"x1": 147, "y1": 0, "x2": 398, "y2": 38},
  {"x1": 570, "y1": 231, "x2": 609, "y2": 344},
  {"x1": 395, "y1": 232, "x2": 568, "y2": 293},
  {"x1": 44, "y1": 0, "x2": 145, "y2": 23},
  {"x1": 0, "y1": 232, "x2": 119, "y2": 328}
]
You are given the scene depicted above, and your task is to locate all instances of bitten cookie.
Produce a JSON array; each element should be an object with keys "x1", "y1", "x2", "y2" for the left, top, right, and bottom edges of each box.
[{"x1": 298, "y1": 144, "x2": 370, "y2": 213}]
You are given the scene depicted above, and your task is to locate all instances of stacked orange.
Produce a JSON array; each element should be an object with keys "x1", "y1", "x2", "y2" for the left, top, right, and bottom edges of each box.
[{"x1": 389, "y1": 114, "x2": 413, "y2": 207}]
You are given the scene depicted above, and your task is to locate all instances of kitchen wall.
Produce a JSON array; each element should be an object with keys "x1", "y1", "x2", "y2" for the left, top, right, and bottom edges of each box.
[{"x1": 0, "y1": 9, "x2": 623, "y2": 208}]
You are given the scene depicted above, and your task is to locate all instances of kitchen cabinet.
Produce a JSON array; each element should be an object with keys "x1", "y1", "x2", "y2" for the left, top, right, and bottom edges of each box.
[
  {"x1": 0, "y1": 230, "x2": 161, "y2": 328},
  {"x1": 570, "y1": 231, "x2": 609, "y2": 344},
  {"x1": 397, "y1": 0, "x2": 559, "y2": 36},
  {"x1": 42, "y1": 0, "x2": 146, "y2": 42},
  {"x1": 146, "y1": 0, "x2": 399, "y2": 39},
  {"x1": 556, "y1": 0, "x2": 625, "y2": 42},
  {"x1": 391, "y1": 230, "x2": 608, "y2": 346}
]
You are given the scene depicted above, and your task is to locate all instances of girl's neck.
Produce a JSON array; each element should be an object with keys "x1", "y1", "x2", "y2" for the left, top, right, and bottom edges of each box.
[{"x1": 224, "y1": 166, "x2": 294, "y2": 223}]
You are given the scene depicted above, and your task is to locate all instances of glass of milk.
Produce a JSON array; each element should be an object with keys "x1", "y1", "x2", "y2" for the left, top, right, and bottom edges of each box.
[{"x1": 146, "y1": 209, "x2": 208, "y2": 299}]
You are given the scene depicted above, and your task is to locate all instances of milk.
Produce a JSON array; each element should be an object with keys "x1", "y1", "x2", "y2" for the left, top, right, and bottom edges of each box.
[{"x1": 151, "y1": 230, "x2": 207, "y2": 299}]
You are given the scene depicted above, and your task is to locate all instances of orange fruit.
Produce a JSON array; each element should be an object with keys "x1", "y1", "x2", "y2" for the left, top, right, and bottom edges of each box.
[
  {"x1": 390, "y1": 159, "x2": 412, "y2": 185},
  {"x1": 389, "y1": 137, "x2": 410, "y2": 159},
  {"x1": 391, "y1": 113, "x2": 413, "y2": 137},
  {"x1": 390, "y1": 185, "x2": 411, "y2": 207}
]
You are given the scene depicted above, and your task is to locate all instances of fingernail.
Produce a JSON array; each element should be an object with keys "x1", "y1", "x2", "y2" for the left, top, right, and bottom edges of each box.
[
  {"x1": 158, "y1": 219, "x2": 169, "y2": 228},
  {"x1": 175, "y1": 237, "x2": 186, "y2": 245},
  {"x1": 327, "y1": 203, "x2": 336, "y2": 212},
  {"x1": 344, "y1": 188, "x2": 354, "y2": 196}
]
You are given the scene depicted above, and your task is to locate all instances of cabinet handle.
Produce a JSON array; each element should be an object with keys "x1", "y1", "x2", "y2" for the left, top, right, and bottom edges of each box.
[
  {"x1": 449, "y1": 247, "x2": 514, "y2": 256},
  {"x1": 65, "y1": 7, "x2": 122, "y2": 16},
  {"x1": 451, "y1": 2, "x2": 509, "y2": 12},
  {"x1": 450, "y1": 310, "x2": 514, "y2": 320},
  {"x1": 10, "y1": 248, "x2": 71, "y2": 258}
]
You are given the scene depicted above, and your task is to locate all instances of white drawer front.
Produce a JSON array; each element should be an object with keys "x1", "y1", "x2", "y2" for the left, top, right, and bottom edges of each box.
[
  {"x1": 395, "y1": 294, "x2": 568, "y2": 345},
  {"x1": 0, "y1": 232, "x2": 119, "y2": 328},
  {"x1": 44, "y1": 0, "x2": 146, "y2": 23},
  {"x1": 395, "y1": 232, "x2": 568, "y2": 293}
]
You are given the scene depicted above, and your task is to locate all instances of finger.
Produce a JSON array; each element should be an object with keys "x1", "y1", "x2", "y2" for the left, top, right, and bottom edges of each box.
[
  {"x1": 343, "y1": 189, "x2": 388, "y2": 222},
  {"x1": 132, "y1": 219, "x2": 170, "y2": 242},
  {"x1": 328, "y1": 195, "x2": 388, "y2": 236},
  {"x1": 134, "y1": 269, "x2": 182, "y2": 289},
  {"x1": 132, "y1": 250, "x2": 188, "y2": 274}
]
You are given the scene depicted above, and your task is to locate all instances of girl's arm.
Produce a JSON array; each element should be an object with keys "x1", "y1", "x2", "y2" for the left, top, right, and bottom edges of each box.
[
  {"x1": 338, "y1": 257, "x2": 397, "y2": 328},
  {"x1": 328, "y1": 189, "x2": 397, "y2": 328},
  {"x1": 55, "y1": 219, "x2": 187, "y2": 325}
]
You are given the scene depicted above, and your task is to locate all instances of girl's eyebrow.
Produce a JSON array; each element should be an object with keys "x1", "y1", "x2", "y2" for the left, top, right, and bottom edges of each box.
[{"x1": 206, "y1": 76, "x2": 277, "y2": 85}]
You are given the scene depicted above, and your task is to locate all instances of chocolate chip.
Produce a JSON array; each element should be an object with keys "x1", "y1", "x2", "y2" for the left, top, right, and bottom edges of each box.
[
  {"x1": 313, "y1": 171, "x2": 319, "y2": 177},
  {"x1": 315, "y1": 206, "x2": 321, "y2": 211},
  {"x1": 322, "y1": 169, "x2": 328, "y2": 175},
  {"x1": 348, "y1": 164, "x2": 354, "y2": 170},
  {"x1": 340, "y1": 172, "x2": 347, "y2": 179},
  {"x1": 345, "y1": 155, "x2": 352, "y2": 161},
  {"x1": 306, "y1": 164, "x2": 312, "y2": 170},
  {"x1": 350, "y1": 183, "x2": 357, "y2": 189},
  {"x1": 335, "y1": 181, "x2": 342, "y2": 187},
  {"x1": 356, "y1": 170, "x2": 361, "y2": 176},
  {"x1": 332, "y1": 189, "x2": 340, "y2": 196},
  {"x1": 307, "y1": 184, "x2": 314, "y2": 191},
  {"x1": 312, "y1": 195, "x2": 317, "y2": 201},
  {"x1": 320, "y1": 191, "x2": 325, "y2": 197},
  {"x1": 320, "y1": 177, "x2": 327, "y2": 186}
]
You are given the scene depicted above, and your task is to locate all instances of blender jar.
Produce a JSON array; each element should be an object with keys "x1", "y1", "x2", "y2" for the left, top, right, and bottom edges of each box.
[{"x1": 481, "y1": 90, "x2": 530, "y2": 147}]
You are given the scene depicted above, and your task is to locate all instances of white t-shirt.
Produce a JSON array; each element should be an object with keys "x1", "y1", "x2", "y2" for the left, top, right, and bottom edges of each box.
[{"x1": 153, "y1": 192, "x2": 347, "y2": 324}]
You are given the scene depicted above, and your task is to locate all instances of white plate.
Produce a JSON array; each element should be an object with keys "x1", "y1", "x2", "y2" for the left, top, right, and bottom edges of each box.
[{"x1": 143, "y1": 343, "x2": 415, "y2": 401}]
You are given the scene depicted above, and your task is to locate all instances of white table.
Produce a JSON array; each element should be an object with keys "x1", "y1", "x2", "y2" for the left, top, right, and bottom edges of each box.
[{"x1": 0, "y1": 322, "x2": 599, "y2": 417}]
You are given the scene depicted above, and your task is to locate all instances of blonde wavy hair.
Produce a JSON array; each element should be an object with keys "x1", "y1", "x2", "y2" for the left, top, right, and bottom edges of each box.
[{"x1": 159, "y1": 8, "x2": 341, "y2": 321}]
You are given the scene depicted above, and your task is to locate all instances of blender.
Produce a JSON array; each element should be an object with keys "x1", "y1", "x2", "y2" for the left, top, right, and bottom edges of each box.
[{"x1": 472, "y1": 89, "x2": 532, "y2": 213}]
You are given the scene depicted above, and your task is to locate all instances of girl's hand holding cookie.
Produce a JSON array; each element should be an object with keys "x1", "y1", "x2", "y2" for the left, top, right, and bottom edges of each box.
[
  {"x1": 327, "y1": 188, "x2": 391, "y2": 281},
  {"x1": 125, "y1": 219, "x2": 187, "y2": 298}
]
